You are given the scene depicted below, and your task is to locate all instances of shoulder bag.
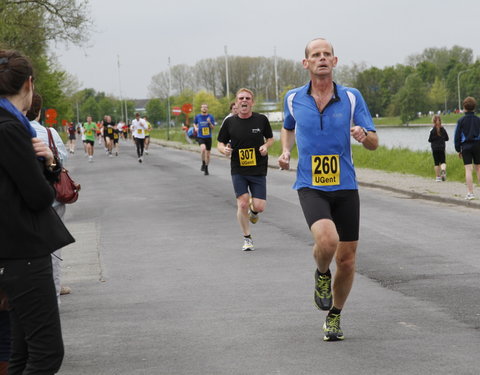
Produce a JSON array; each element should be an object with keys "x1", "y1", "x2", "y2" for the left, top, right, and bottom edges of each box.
[{"x1": 47, "y1": 127, "x2": 81, "y2": 204}]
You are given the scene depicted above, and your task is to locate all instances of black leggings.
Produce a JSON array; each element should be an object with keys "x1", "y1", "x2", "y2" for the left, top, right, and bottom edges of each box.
[
  {"x1": 0, "y1": 256, "x2": 63, "y2": 375},
  {"x1": 135, "y1": 138, "x2": 145, "y2": 157}
]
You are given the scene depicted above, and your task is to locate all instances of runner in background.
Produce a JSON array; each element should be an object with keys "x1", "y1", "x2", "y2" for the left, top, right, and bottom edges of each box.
[
  {"x1": 194, "y1": 104, "x2": 215, "y2": 176},
  {"x1": 67, "y1": 121, "x2": 76, "y2": 154},
  {"x1": 144, "y1": 115, "x2": 153, "y2": 155},
  {"x1": 84, "y1": 116, "x2": 97, "y2": 162},
  {"x1": 130, "y1": 112, "x2": 148, "y2": 163}
]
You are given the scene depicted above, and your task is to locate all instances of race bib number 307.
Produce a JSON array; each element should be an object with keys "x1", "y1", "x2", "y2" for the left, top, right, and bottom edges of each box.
[
  {"x1": 239, "y1": 148, "x2": 257, "y2": 167},
  {"x1": 311, "y1": 155, "x2": 340, "y2": 186}
]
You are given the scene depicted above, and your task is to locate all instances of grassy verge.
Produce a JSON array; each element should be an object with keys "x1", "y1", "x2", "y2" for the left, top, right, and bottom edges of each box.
[
  {"x1": 374, "y1": 113, "x2": 462, "y2": 126},
  {"x1": 351, "y1": 144, "x2": 465, "y2": 182}
]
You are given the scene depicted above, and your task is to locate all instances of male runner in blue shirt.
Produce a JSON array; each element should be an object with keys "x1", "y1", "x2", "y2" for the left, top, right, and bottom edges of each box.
[
  {"x1": 278, "y1": 37, "x2": 378, "y2": 341},
  {"x1": 194, "y1": 104, "x2": 215, "y2": 175}
]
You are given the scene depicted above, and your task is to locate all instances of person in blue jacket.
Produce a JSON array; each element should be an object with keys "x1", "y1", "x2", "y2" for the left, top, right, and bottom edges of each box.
[
  {"x1": 454, "y1": 96, "x2": 480, "y2": 200},
  {"x1": 278, "y1": 38, "x2": 378, "y2": 341}
]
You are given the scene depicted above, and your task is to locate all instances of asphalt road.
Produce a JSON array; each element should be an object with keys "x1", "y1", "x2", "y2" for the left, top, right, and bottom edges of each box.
[{"x1": 58, "y1": 140, "x2": 480, "y2": 375}]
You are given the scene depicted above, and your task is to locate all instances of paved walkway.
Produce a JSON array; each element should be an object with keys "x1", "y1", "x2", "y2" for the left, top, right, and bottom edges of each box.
[{"x1": 153, "y1": 138, "x2": 480, "y2": 210}]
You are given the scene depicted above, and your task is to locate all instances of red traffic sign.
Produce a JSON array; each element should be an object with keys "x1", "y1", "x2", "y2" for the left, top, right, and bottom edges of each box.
[
  {"x1": 182, "y1": 103, "x2": 193, "y2": 115},
  {"x1": 45, "y1": 108, "x2": 58, "y2": 124},
  {"x1": 172, "y1": 106, "x2": 181, "y2": 116}
]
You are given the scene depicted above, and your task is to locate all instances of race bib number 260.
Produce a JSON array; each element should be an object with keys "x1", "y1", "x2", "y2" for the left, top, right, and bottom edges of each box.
[{"x1": 311, "y1": 155, "x2": 340, "y2": 186}]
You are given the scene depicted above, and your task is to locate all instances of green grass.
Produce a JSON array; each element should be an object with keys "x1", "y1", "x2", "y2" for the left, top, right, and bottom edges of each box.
[
  {"x1": 351, "y1": 144, "x2": 465, "y2": 182},
  {"x1": 374, "y1": 113, "x2": 463, "y2": 126}
]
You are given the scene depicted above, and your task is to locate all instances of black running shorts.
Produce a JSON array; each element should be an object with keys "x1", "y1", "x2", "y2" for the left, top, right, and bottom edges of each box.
[
  {"x1": 461, "y1": 141, "x2": 480, "y2": 165},
  {"x1": 432, "y1": 149, "x2": 446, "y2": 166},
  {"x1": 197, "y1": 137, "x2": 212, "y2": 151},
  {"x1": 297, "y1": 188, "x2": 360, "y2": 242}
]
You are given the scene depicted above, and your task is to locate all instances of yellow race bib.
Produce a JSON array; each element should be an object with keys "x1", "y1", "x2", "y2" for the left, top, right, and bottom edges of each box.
[
  {"x1": 108, "y1": 128, "x2": 113, "y2": 134},
  {"x1": 86, "y1": 130, "x2": 93, "y2": 136},
  {"x1": 138, "y1": 129, "x2": 143, "y2": 134},
  {"x1": 311, "y1": 155, "x2": 340, "y2": 186},
  {"x1": 239, "y1": 148, "x2": 257, "y2": 167},
  {"x1": 202, "y1": 127, "x2": 210, "y2": 136}
]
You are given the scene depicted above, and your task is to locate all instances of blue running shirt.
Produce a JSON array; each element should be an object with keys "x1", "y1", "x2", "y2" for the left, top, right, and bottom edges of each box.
[
  {"x1": 194, "y1": 114, "x2": 215, "y2": 139},
  {"x1": 284, "y1": 82, "x2": 376, "y2": 191}
]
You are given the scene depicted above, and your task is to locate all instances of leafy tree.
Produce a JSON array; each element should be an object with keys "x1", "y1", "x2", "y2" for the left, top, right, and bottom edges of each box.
[
  {"x1": 394, "y1": 74, "x2": 429, "y2": 123},
  {"x1": 98, "y1": 97, "x2": 117, "y2": 120},
  {"x1": 81, "y1": 96, "x2": 99, "y2": 121},
  {"x1": 428, "y1": 77, "x2": 447, "y2": 112},
  {"x1": 354, "y1": 67, "x2": 383, "y2": 116},
  {"x1": 192, "y1": 91, "x2": 223, "y2": 120},
  {"x1": 415, "y1": 61, "x2": 439, "y2": 85},
  {"x1": 146, "y1": 98, "x2": 165, "y2": 125},
  {"x1": 406, "y1": 46, "x2": 473, "y2": 76},
  {"x1": 0, "y1": 0, "x2": 91, "y2": 47}
]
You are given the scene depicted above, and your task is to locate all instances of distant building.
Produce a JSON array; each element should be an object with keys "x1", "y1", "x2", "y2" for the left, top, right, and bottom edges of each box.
[{"x1": 133, "y1": 99, "x2": 149, "y2": 114}]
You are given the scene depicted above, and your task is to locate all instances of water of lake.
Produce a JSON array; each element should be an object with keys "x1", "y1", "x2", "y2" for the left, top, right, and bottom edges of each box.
[
  {"x1": 378, "y1": 124, "x2": 457, "y2": 153},
  {"x1": 273, "y1": 124, "x2": 458, "y2": 154}
]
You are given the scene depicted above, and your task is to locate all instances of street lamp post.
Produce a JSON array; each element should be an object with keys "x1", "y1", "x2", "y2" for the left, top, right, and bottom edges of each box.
[
  {"x1": 224, "y1": 45, "x2": 230, "y2": 99},
  {"x1": 274, "y1": 46, "x2": 279, "y2": 103},
  {"x1": 167, "y1": 57, "x2": 171, "y2": 141},
  {"x1": 457, "y1": 69, "x2": 472, "y2": 112},
  {"x1": 117, "y1": 55, "x2": 125, "y2": 122}
]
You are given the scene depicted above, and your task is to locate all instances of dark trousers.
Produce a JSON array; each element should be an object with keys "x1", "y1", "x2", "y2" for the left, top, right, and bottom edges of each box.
[
  {"x1": 135, "y1": 137, "x2": 145, "y2": 157},
  {"x1": 0, "y1": 256, "x2": 63, "y2": 375},
  {"x1": 0, "y1": 311, "x2": 10, "y2": 363}
]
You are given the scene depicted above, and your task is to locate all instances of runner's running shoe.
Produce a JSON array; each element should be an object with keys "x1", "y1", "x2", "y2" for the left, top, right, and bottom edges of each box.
[
  {"x1": 441, "y1": 170, "x2": 446, "y2": 181},
  {"x1": 323, "y1": 313, "x2": 344, "y2": 341},
  {"x1": 248, "y1": 197, "x2": 259, "y2": 224},
  {"x1": 314, "y1": 269, "x2": 332, "y2": 311},
  {"x1": 465, "y1": 193, "x2": 475, "y2": 200},
  {"x1": 242, "y1": 237, "x2": 254, "y2": 251}
]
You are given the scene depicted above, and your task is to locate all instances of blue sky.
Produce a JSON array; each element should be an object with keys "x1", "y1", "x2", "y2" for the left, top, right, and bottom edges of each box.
[{"x1": 53, "y1": 0, "x2": 480, "y2": 99}]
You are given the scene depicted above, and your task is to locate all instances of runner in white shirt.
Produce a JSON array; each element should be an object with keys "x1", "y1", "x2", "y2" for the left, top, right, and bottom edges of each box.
[{"x1": 130, "y1": 112, "x2": 148, "y2": 163}]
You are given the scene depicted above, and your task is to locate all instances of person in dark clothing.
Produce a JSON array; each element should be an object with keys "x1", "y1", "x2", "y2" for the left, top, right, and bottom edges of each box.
[
  {"x1": 0, "y1": 49, "x2": 75, "y2": 375},
  {"x1": 428, "y1": 114, "x2": 449, "y2": 181},
  {"x1": 454, "y1": 96, "x2": 480, "y2": 200}
]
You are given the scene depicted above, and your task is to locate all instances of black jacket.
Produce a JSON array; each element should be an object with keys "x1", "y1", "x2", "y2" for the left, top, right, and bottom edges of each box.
[
  {"x1": 428, "y1": 127, "x2": 449, "y2": 151},
  {"x1": 454, "y1": 112, "x2": 480, "y2": 152},
  {"x1": 0, "y1": 108, "x2": 74, "y2": 259}
]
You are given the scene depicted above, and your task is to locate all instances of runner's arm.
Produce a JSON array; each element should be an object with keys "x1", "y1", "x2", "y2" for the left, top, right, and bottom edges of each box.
[
  {"x1": 259, "y1": 137, "x2": 274, "y2": 156},
  {"x1": 217, "y1": 142, "x2": 232, "y2": 157},
  {"x1": 278, "y1": 128, "x2": 295, "y2": 170}
]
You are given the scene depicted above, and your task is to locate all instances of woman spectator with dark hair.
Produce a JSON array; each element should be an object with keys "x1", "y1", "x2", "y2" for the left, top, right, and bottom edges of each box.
[{"x1": 0, "y1": 50, "x2": 74, "y2": 374}]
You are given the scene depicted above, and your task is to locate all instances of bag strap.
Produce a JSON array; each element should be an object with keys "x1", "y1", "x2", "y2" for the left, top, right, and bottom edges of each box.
[{"x1": 46, "y1": 127, "x2": 59, "y2": 159}]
